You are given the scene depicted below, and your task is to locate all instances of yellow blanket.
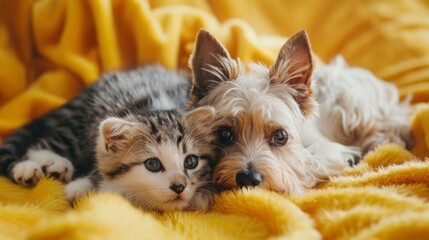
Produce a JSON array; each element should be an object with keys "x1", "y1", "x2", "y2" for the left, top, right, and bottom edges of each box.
[{"x1": 1, "y1": 0, "x2": 429, "y2": 239}]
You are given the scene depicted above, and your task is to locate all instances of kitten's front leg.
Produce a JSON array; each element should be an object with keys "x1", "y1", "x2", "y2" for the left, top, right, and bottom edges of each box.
[
  {"x1": 186, "y1": 187, "x2": 216, "y2": 211},
  {"x1": 11, "y1": 149, "x2": 74, "y2": 186},
  {"x1": 64, "y1": 176, "x2": 94, "y2": 203}
]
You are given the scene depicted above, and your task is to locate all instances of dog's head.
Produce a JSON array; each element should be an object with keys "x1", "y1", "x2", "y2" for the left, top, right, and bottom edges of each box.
[{"x1": 188, "y1": 30, "x2": 318, "y2": 195}]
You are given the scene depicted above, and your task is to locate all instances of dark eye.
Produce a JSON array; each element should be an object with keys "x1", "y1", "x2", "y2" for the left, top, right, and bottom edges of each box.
[
  {"x1": 270, "y1": 129, "x2": 288, "y2": 146},
  {"x1": 144, "y1": 158, "x2": 164, "y2": 172},
  {"x1": 184, "y1": 155, "x2": 199, "y2": 169},
  {"x1": 217, "y1": 127, "x2": 233, "y2": 145}
]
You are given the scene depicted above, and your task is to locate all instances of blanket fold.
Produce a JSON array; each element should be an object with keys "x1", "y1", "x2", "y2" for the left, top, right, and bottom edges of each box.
[{"x1": 1, "y1": 0, "x2": 429, "y2": 239}]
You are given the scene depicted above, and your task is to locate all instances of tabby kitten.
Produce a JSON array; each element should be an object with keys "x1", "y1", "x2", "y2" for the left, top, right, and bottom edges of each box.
[
  {"x1": 66, "y1": 108, "x2": 217, "y2": 211},
  {"x1": 0, "y1": 66, "x2": 217, "y2": 211}
]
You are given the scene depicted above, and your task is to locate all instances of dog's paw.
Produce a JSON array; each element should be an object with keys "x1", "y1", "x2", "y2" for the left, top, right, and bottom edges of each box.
[
  {"x1": 64, "y1": 177, "x2": 93, "y2": 203},
  {"x1": 333, "y1": 144, "x2": 362, "y2": 167},
  {"x1": 341, "y1": 146, "x2": 363, "y2": 167},
  {"x1": 12, "y1": 160, "x2": 44, "y2": 187},
  {"x1": 347, "y1": 150, "x2": 363, "y2": 166},
  {"x1": 27, "y1": 149, "x2": 74, "y2": 183},
  {"x1": 307, "y1": 141, "x2": 362, "y2": 178}
]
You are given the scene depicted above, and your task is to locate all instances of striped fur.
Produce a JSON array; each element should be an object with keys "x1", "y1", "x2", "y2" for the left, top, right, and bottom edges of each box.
[
  {"x1": 0, "y1": 66, "x2": 191, "y2": 186},
  {"x1": 66, "y1": 108, "x2": 218, "y2": 211}
]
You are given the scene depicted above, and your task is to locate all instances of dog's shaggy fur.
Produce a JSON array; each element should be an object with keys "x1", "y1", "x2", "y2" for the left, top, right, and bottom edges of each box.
[{"x1": 188, "y1": 30, "x2": 412, "y2": 195}]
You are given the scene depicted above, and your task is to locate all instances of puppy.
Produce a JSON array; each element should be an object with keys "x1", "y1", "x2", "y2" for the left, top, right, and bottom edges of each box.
[{"x1": 187, "y1": 30, "x2": 412, "y2": 195}]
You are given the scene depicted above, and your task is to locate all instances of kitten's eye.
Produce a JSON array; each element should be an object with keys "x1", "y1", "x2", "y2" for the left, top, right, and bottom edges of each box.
[
  {"x1": 184, "y1": 155, "x2": 198, "y2": 169},
  {"x1": 217, "y1": 127, "x2": 233, "y2": 145},
  {"x1": 144, "y1": 158, "x2": 164, "y2": 172},
  {"x1": 270, "y1": 129, "x2": 288, "y2": 146}
]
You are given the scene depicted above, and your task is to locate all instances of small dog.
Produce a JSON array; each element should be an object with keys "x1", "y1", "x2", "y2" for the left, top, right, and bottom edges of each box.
[{"x1": 188, "y1": 30, "x2": 412, "y2": 195}]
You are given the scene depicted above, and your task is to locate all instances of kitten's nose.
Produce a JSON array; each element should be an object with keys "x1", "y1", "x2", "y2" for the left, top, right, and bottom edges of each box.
[
  {"x1": 170, "y1": 182, "x2": 186, "y2": 194},
  {"x1": 236, "y1": 170, "x2": 262, "y2": 188}
]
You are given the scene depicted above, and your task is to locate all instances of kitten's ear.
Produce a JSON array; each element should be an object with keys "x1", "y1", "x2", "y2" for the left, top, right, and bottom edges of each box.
[
  {"x1": 100, "y1": 117, "x2": 135, "y2": 152},
  {"x1": 189, "y1": 30, "x2": 234, "y2": 104},
  {"x1": 183, "y1": 106, "x2": 216, "y2": 128},
  {"x1": 269, "y1": 30, "x2": 315, "y2": 115}
]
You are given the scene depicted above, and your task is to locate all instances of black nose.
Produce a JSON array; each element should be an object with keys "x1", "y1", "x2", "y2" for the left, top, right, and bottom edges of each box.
[
  {"x1": 235, "y1": 170, "x2": 262, "y2": 188},
  {"x1": 169, "y1": 182, "x2": 186, "y2": 194}
]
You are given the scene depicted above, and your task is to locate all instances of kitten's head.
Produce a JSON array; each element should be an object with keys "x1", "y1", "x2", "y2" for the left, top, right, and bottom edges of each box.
[
  {"x1": 188, "y1": 30, "x2": 318, "y2": 195},
  {"x1": 95, "y1": 107, "x2": 217, "y2": 212}
]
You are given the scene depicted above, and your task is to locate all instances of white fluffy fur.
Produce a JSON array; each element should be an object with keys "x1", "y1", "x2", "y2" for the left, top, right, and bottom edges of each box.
[
  {"x1": 190, "y1": 30, "x2": 412, "y2": 195},
  {"x1": 207, "y1": 58, "x2": 411, "y2": 194},
  {"x1": 312, "y1": 56, "x2": 412, "y2": 152},
  {"x1": 200, "y1": 63, "x2": 356, "y2": 194}
]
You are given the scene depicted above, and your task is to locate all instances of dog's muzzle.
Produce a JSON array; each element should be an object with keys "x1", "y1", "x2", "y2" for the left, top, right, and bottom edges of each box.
[{"x1": 235, "y1": 170, "x2": 262, "y2": 188}]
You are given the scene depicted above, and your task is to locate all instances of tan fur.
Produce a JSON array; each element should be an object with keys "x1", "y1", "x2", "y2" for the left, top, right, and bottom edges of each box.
[
  {"x1": 188, "y1": 30, "x2": 363, "y2": 195},
  {"x1": 212, "y1": 108, "x2": 316, "y2": 194}
]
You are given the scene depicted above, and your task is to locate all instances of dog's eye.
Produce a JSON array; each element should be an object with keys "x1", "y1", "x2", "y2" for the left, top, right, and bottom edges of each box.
[
  {"x1": 144, "y1": 158, "x2": 164, "y2": 172},
  {"x1": 184, "y1": 154, "x2": 199, "y2": 169},
  {"x1": 270, "y1": 129, "x2": 288, "y2": 146},
  {"x1": 217, "y1": 127, "x2": 234, "y2": 145}
]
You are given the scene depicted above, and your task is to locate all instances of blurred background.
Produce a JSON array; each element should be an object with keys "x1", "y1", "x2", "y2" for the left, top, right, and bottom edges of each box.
[{"x1": 0, "y1": 0, "x2": 428, "y2": 140}]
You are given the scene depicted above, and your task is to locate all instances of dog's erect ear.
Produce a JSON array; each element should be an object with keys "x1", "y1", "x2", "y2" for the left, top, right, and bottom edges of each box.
[
  {"x1": 100, "y1": 117, "x2": 135, "y2": 152},
  {"x1": 270, "y1": 30, "x2": 313, "y2": 89},
  {"x1": 189, "y1": 30, "x2": 234, "y2": 104},
  {"x1": 270, "y1": 30, "x2": 315, "y2": 116}
]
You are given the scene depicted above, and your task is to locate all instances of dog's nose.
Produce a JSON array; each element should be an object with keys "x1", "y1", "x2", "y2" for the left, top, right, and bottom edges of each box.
[
  {"x1": 235, "y1": 170, "x2": 262, "y2": 188},
  {"x1": 170, "y1": 182, "x2": 186, "y2": 194}
]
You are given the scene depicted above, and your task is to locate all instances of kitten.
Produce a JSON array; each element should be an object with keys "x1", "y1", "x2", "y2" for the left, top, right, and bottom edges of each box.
[
  {"x1": 0, "y1": 65, "x2": 221, "y2": 211},
  {"x1": 65, "y1": 108, "x2": 218, "y2": 212},
  {"x1": 0, "y1": 66, "x2": 190, "y2": 187},
  {"x1": 0, "y1": 65, "x2": 220, "y2": 211}
]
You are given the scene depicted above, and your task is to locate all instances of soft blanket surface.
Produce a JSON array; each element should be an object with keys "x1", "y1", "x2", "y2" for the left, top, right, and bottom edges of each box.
[{"x1": 1, "y1": 0, "x2": 429, "y2": 239}]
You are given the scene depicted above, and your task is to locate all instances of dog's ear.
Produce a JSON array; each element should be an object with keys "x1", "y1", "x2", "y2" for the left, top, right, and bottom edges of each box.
[
  {"x1": 189, "y1": 30, "x2": 233, "y2": 104},
  {"x1": 270, "y1": 30, "x2": 315, "y2": 115},
  {"x1": 270, "y1": 30, "x2": 313, "y2": 89}
]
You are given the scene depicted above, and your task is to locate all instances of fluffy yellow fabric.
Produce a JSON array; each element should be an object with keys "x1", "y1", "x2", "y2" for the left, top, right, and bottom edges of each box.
[{"x1": 1, "y1": 0, "x2": 429, "y2": 239}]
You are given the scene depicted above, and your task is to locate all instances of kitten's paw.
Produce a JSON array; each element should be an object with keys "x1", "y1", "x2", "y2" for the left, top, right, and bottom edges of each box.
[
  {"x1": 42, "y1": 158, "x2": 74, "y2": 182},
  {"x1": 27, "y1": 149, "x2": 74, "y2": 183},
  {"x1": 65, "y1": 177, "x2": 93, "y2": 203},
  {"x1": 12, "y1": 160, "x2": 44, "y2": 187},
  {"x1": 186, "y1": 187, "x2": 215, "y2": 211}
]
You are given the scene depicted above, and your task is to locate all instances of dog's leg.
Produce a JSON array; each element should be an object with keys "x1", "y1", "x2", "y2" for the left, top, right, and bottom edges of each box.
[{"x1": 301, "y1": 119, "x2": 361, "y2": 179}]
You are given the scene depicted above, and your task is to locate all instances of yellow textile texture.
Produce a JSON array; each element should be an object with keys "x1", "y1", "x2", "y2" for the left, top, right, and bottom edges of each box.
[
  {"x1": 2, "y1": 143, "x2": 429, "y2": 239},
  {"x1": 1, "y1": 0, "x2": 429, "y2": 239}
]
